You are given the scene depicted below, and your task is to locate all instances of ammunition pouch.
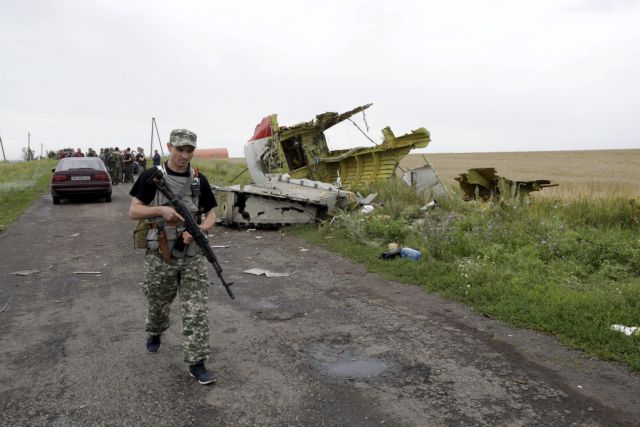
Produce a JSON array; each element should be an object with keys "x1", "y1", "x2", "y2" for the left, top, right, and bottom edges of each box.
[
  {"x1": 133, "y1": 220, "x2": 150, "y2": 249},
  {"x1": 148, "y1": 221, "x2": 198, "y2": 259}
]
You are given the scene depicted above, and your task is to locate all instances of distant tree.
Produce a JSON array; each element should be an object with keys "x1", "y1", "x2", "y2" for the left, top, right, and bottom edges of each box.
[
  {"x1": 21, "y1": 147, "x2": 35, "y2": 161},
  {"x1": 46, "y1": 150, "x2": 58, "y2": 159}
]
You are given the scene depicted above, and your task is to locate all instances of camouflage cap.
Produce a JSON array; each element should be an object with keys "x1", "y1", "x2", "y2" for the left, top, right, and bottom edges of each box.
[{"x1": 169, "y1": 129, "x2": 197, "y2": 148}]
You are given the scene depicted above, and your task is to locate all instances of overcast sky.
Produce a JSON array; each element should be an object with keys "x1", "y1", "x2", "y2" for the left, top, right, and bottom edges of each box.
[{"x1": 1, "y1": 0, "x2": 639, "y2": 160}]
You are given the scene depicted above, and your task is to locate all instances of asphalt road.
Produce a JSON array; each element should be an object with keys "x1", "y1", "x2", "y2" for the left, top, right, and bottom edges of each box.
[{"x1": 1, "y1": 184, "x2": 640, "y2": 426}]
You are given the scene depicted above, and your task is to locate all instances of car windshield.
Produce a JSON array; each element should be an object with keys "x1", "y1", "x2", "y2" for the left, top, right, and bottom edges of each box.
[{"x1": 57, "y1": 158, "x2": 104, "y2": 171}]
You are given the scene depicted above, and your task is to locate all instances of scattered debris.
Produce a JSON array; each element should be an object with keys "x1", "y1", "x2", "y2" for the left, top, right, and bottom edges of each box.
[
  {"x1": 211, "y1": 245, "x2": 229, "y2": 248},
  {"x1": 400, "y1": 248, "x2": 422, "y2": 260},
  {"x1": 360, "y1": 205, "x2": 375, "y2": 214},
  {"x1": 455, "y1": 168, "x2": 557, "y2": 200},
  {"x1": 611, "y1": 324, "x2": 640, "y2": 336},
  {"x1": 379, "y1": 248, "x2": 401, "y2": 260},
  {"x1": 300, "y1": 248, "x2": 309, "y2": 252},
  {"x1": 357, "y1": 193, "x2": 378, "y2": 205},
  {"x1": 380, "y1": 246, "x2": 422, "y2": 260},
  {"x1": 421, "y1": 200, "x2": 439, "y2": 212},
  {"x1": 243, "y1": 268, "x2": 290, "y2": 278},
  {"x1": 11, "y1": 270, "x2": 40, "y2": 276},
  {"x1": 73, "y1": 271, "x2": 102, "y2": 274},
  {"x1": 401, "y1": 158, "x2": 447, "y2": 198},
  {"x1": 71, "y1": 233, "x2": 80, "y2": 237}
]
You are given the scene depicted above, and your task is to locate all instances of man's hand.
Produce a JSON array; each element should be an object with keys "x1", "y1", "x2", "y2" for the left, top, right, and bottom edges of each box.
[
  {"x1": 182, "y1": 225, "x2": 209, "y2": 245},
  {"x1": 158, "y1": 206, "x2": 184, "y2": 222}
]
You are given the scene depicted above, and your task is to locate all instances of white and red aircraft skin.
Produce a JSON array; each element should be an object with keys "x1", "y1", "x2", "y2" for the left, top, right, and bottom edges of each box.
[{"x1": 244, "y1": 116, "x2": 273, "y2": 184}]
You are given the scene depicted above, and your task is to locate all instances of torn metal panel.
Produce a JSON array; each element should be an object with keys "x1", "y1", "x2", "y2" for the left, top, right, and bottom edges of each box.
[
  {"x1": 243, "y1": 268, "x2": 289, "y2": 278},
  {"x1": 455, "y1": 168, "x2": 557, "y2": 200},
  {"x1": 215, "y1": 189, "x2": 318, "y2": 226},
  {"x1": 401, "y1": 158, "x2": 448, "y2": 199},
  {"x1": 214, "y1": 178, "x2": 356, "y2": 227}
]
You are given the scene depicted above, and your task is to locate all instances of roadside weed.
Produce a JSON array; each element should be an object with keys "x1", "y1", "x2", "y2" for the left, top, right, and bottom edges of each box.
[
  {"x1": 0, "y1": 160, "x2": 57, "y2": 232},
  {"x1": 294, "y1": 177, "x2": 640, "y2": 371}
]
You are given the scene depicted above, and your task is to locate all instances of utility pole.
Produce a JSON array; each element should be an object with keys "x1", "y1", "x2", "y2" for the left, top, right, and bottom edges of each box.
[
  {"x1": 40, "y1": 143, "x2": 43, "y2": 159},
  {"x1": 149, "y1": 118, "x2": 154, "y2": 159},
  {"x1": 150, "y1": 117, "x2": 165, "y2": 156},
  {"x1": 28, "y1": 132, "x2": 32, "y2": 161},
  {"x1": 0, "y1": 135, "x2": 6, "y2": 162}
]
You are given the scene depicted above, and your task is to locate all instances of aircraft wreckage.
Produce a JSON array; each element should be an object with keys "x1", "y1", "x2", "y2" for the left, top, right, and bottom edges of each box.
[
  {"x1": 215, "y1": 103, "x2": 444, "y2": 226},
  {"x1": 455, "y1": 168, "x2": 557, "y2": 200}
]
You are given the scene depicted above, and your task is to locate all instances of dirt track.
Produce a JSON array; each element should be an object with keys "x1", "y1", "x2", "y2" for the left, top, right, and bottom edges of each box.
[{"x1": 1, "y1": 184, "x2": 640, "y2": 426}]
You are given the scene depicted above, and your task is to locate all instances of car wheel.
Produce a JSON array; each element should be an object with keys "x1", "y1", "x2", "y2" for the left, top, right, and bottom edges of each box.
[
  {"x1": 105, "y1": 193, "x2": 112, "y2": 202},
  {"x1": 53, "y1": 196, "x2": 60, "y2": 205}
]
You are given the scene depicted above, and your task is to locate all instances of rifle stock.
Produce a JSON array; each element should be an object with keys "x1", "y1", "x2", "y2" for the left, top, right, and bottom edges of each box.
[{"x1": 148, "y1": 170, "x2": 235, "y2": 299}]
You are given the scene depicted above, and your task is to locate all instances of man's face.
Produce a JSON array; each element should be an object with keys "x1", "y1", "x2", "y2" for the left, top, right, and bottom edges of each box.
[{"x1": 168, "y1": 143, "x2": 195, "y2": 169}]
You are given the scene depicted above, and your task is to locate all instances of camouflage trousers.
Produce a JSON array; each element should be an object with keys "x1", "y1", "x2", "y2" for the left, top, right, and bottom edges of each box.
[
  {"x1": 112, "y1": 166, "x2": 122, "y2": 184},
  {"x1": 143, "y1": 250, "x2": 210, "y2": 364}
]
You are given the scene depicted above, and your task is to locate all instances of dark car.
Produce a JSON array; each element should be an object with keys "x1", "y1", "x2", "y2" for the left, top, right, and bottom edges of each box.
[{"x1": 51, "y1": 157, "x2": 112, "y2": 204}]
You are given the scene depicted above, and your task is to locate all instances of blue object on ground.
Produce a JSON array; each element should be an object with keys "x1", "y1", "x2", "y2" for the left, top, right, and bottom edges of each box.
[{"x1": 400, "y1": 247, "x2": 421, "y2": 260}]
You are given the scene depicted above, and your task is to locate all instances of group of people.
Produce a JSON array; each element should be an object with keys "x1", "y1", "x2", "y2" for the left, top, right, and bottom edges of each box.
[
  {"x1": 98, "y1": 147, "x2": 162, "y2": 185},
  {"x1": 128, "y1": 129, "x2": 218, "y2": 385},
  {"x1": 58, "y1": 147, "x2": 97, "y2": 158}
]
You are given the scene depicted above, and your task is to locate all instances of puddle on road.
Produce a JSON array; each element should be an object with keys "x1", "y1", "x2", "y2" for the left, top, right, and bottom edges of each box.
[
  {"x1": 249, "y1": 298, "x2": 304, "y2": 321},
  {"x1": 308, "y1": 342, "x2": 392, "y2": 380}
]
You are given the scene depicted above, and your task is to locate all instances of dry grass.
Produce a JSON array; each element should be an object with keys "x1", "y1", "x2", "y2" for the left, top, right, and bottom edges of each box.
[{"x1": 401, "y1": 149, "x2": 640, "y2": 200}]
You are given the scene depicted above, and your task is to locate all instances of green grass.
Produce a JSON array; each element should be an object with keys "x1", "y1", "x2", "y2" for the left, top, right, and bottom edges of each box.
[
  {"x1": 292, "y1": 179, "x2": 640, "y2": 371},
  {"x1": 191, "y1": 159, "x2": 251, "y2": 185},
  {"x1": 0, "y1": 159, "x2": 58, "y2": 232}
]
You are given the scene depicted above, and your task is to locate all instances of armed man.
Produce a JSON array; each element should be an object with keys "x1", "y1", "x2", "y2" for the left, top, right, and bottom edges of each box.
[
  {"x1": 128, "y1": 129, "x2": 218, "y2": 385},
  {"x1": 105, "y1": 148, "x2": 115, "y2": 182},
  {"x1": 112, "y1": 147, "x2": 123, "y2": 185},
  {"x1": 135, "y1": 147, "x2": 147, "y2": 174}
]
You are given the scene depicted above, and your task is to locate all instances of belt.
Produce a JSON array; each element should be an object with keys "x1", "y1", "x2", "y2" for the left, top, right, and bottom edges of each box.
[{"x1": 150, "y1": 221, "x2": 177, "y2": 229}]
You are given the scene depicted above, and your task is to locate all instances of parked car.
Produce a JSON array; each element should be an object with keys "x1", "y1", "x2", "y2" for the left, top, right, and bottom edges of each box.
[{"x1": 51, "y1": 157, "x2": 112, "y2": 204}]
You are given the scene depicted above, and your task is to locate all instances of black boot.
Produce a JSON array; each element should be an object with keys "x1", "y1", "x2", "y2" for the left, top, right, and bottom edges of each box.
[
  {"x1": 146, "y1": 335, "x2": 161, "y2": 353},
  {"x1": 189, "y1": 360, "x2": 216, "y2": 385}
]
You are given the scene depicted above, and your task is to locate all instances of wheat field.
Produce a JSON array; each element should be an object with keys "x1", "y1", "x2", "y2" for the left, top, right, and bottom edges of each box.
[{"x1": 400, "y1": 149, "x2": 640, "y2": 199}]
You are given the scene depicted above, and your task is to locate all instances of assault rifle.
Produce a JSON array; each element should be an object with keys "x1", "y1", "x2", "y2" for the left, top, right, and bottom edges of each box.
[{"x1": 148, "y1": 169, "x2": 235, "y2": 299}]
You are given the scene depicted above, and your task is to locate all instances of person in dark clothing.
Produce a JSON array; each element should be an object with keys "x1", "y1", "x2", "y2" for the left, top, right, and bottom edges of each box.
[
  {"x1": 152, "y1": 149, "x2": 161, "y2": 166},
  {"x1": 135, "y1": 148, "x2": 147, "y2": 174},
  {"x1": 123, "y1": 148, "x2": 134, "y2": 183}
]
